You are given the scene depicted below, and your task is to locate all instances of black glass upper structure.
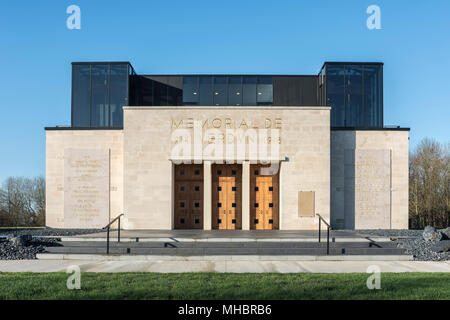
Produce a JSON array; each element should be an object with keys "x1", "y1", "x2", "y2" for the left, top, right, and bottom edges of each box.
[
  {"x1": 71, "y1": 62, "x2": 134, "y2": 128},
  {"x1": 70, "y1": 61, "x2": 383, "y2": 129},
  {"x1": 319, "y1": 62, "x2": 383, "y2": 128},
  {"x1": 181, "y1": 76, "x2": 273, "y2": 106}
]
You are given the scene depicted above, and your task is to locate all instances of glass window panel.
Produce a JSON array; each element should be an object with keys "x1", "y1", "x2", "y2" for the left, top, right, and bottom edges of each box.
[
  {"x1": 326, "y1": 65, "x2": 345, "y2": 127},
  {"x1": 243, "y1": 76, "x2": 257, "y2": 106},
  {"x1": 199, "y1": 76, "x2": 213, "y2": 105},
  {"x1": 139, "y1": 77, "x2": 154, "y2": 106},
  {"x1": 72, "y1": 64, "x2": 91, "y2": 127},
  {"x1": 91, "y1": 64, "x2": 109, "y2": 127},
  {"x1": 182, "y1": 76, "x2": 199, "y2": 105},
  {"x1": 129, "y1": 75, "x2": 138, "y2": 106},
  {"x1": 153, "y1": 81, "x2": 168, "y2": 106},
  {"x1": 228, "y1": 76, "x2": 242, "y2": 106},
  {"x1": 344, "y1": 65, "x2": 363, "y2": 127},
  {"x1": 109, "y1": 64, "x2": 128, "y2": 127},
  {"x1": 168, "y1": 85, "x2": 182, "y2": 106},
  {"x1": 363, "y1": 65, "x2": 382, "y2": 127},
  {"x1": 257, "y1": 76, "x2": 273, "y2": 104},
  {"x1": 213, "y1": 76, "x2": 227, "y2": 106}
]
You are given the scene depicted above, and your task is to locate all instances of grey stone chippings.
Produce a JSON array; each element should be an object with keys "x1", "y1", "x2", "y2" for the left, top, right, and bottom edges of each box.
[
  {"x1": 395, "y1": 238, "x2": 450, "y2": 261},
  {"x1": 1, "y1": 228, "x2": 449, "y2": 261},
  {"x1": 7, "y1": 234, "x2": 32, "y2": 246},
  {"x1": 0, "y1": 227, "x2": 95, "y2": 260},
  {"x1": 0, "y1": 227, "x2": 103, "y2": 237},
  {"x1": 339, "y1": 229, "x2": 450, "y2": 261},
  {"x1": 352, "y1": 229, "x2": 423, "y2": 238},
  {"x1": 0, "y1": 238, "x2": 61, "y2": 260},
  {"x1": 422, "y1": 226, "x2": 443, "y2": 242},
  {"x1": 430, "y1": 240, "x2": 450, "y2": 253},
  {"x1": 439, "y1": 227, "x2": 450, "y2": 240}
]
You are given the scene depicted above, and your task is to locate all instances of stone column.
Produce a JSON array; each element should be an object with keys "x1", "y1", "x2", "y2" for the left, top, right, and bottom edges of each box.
[
  {"x1": 242, "y1": 161, "x2": 250, "y2": 230},
  {"x1": 203, "y1": 161, "x2": 212, "y2": 230}
]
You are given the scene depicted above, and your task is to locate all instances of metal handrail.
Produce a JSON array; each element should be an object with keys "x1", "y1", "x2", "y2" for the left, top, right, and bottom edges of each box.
[
  {"x1": 102, "y1": 213, "x2": 124, "y2": 254},
  {"x1": 316, "y1": 214, "x2": 332, "y2": 255}
]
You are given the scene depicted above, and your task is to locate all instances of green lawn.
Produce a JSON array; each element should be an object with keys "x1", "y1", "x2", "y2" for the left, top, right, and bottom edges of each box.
[{"x1": 0, "y1": 272, "x2": 448, "y2": 300}]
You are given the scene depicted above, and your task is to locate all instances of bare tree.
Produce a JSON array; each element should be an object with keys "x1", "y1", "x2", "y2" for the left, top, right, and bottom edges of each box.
[
  {"x1": 0, "y1": 187, "x2": 8, "y2": 226},
  {"x1": 409, "y1": 139, "x2": 450, "y2": 229},
  {"x1": 30, "y1": 176, "x2": 46, "y2": 226},
  {"x1": 0, "y1": 176, "x2": 46, "y2": 227}
]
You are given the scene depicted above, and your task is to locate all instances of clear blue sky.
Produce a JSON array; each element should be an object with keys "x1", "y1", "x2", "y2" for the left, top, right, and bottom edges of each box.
[{"x1": 0, "y1": 0, "x2": 449, "y2": 182}]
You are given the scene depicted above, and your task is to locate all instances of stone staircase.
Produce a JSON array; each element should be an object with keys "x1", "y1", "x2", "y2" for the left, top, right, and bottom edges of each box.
[{"x1": 38, "y1": 237, "x2": 411, "y2": 261}]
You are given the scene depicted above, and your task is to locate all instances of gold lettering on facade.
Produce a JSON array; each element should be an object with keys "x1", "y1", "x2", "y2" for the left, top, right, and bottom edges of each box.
[
  {"x1": 239, "y1": 119, "x2": 248, "y2": 129},
  {"x1": 171, "y1": 117, "x2": 283, "y2": 130},
  {"x1": 346, "y1": 150, "x2": 390, "y2": 225},
  {"x1": 171, "y1": 118, "x2": 183, "y2": 128},
  {"x1": 185, "y1": 118, "x2": 194, "y2": 128},
  {"x1": 65, "y1": 150, "x2": 109, "y2": 228},
  {"x1": 212, "y1": 118, "x2": 222, "y2": 128},
  {"x1": 274, "y1": 118, "x2": 282, "y2": 129}
]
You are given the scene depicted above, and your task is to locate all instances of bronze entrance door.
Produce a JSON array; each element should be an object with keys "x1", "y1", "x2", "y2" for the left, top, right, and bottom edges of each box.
[
  {"x1": 174, "y1": 164, "x2": 203, "y2": 229},
  {"x1": 212, "y1": 164, "x2": 242, "y2": 230},
  {"x1": 250, "y1": 164, "x2": 279, "y2": 230}
]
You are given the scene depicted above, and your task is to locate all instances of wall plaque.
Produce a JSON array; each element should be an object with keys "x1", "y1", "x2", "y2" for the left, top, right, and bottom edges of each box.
[
  {"x1": 344, "y1": 149, "x2": 391, "y2": 229},
  {"x1": 64, "y1": 149, "x2": 110, "y2": 228},
  {"x1": 298, "y1": 191, "x2": 315, "y2": 217}
]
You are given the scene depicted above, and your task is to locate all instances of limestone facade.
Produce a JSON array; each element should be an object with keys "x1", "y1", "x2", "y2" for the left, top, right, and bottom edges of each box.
[
  {"x1": 46, "y1": 130, "x2": 123, "y2": 228},
  {"x1": 45, "y1": 106, "x2": 409, "y2": 230},
  {"x1": 330, "y1": 130, "x2": 409, "y2": 229}
]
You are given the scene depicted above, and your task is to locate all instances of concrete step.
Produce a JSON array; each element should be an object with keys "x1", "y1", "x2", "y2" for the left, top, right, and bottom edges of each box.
[
  {"x1": 44, "y1": 245, "x2": 407, "y2": 256},
  {"x1": 41, "y1": 236, "x2": 393, "y2": 243},
  {"x1": 51, "y1": 240, "x2": 399, "y2": 249},
  {"x1": 36, "y1": 253, "x2": 414, "y2": 261}
]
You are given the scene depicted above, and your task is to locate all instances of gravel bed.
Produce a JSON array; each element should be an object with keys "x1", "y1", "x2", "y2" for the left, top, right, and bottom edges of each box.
[
  {"x1": 0, "y1": 228, "x2": 448, "y2": 261},
  {"x1": 344, "y1": 229, "x2": 449, "y2": 261},
  {"x1": 0, "y1": 227, "x2": 103, "y2": 237},
  {"x1": 353, "y1": 229, "x2": 423, "y2": 238},
  {"x1": 0, "y1": 238, "x2": 61, "y2": 260},
  {"x1": 395, "y1": 238, "x2": 450, "y2": 261},
  {"x1": 0, "y1": 228, "x2": 103, "y2": 260}
]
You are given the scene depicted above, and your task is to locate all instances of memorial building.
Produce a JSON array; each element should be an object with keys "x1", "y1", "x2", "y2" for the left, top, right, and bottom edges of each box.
[{"x1": 45, "y1": 62, "x2": 409, "y2": 230}]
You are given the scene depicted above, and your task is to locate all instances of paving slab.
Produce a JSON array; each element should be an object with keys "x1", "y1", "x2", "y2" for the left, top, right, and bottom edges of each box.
[
  {"x1": 36, "y1": 253, "x2": 413, "y2": 261},
  {"x1": 48, "y1": 229, "x2": 388, "y2": 241},
  {"x1": 0, "y1": 259, "x2": 448, "y2": 273},
  {"x1": 46, "y1": 236, "x2": 392, "y2": 243}
]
